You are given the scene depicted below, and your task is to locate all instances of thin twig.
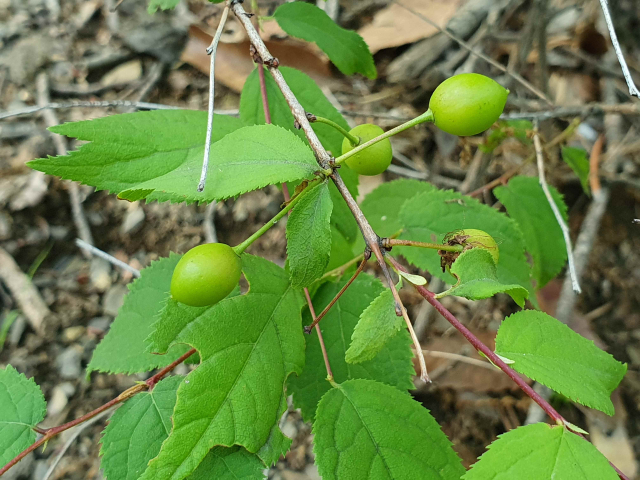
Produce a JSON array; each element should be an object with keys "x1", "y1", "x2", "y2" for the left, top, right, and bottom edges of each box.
[
  {"x1": 392, "y1": 260, "x2": 630, "y2": 479},
  {"x1": 304, "y1": 289, "x2": 333, "y2": 380},
  {"x1": 533, "y1": 121, "x2": 580, "y2": 293},
  {"x1": 384, "y1": 238, "x2": 462, "y2": 253},
  {"x1": 0, "y1": 348, "x2": 195, "y2": 476},
  {"x1": 204, "y1": 202, "x2": 218, "y2": 244},
  {"x1": 385, "y1": 256, "x2": 430, "y2": 382},
  {"x1": 501, "y1": 102, "x2": 640, "y2": 120},
  {"x1": 75, "y1": 239, "x2": 141, "y2": 278},
  {"x1": 534, "y1": 0, "x2": 550, "y2": 95},
  {"x1": 304, "y1": 254, "x2": 369, "y2": 333},
  {"x1": 231, "y1": 1, "x2": 406, "y2": 329},
  {"x1": 469, "y1": 118, "x2": 581, "y2": 198},
  {"x1": 0, "y1": 247, "x2": 50, "y2": 334},
  {"x1": 0, "y1": 100, "x2": 183, "y2": 120},
  {"x1": 257, "y1": 65, "x2": 272, "y2": 124},
  {"x1": 393, "y1": 0, "x2": 553, "y2": 105},
  {"x1": 198, "y1": 4, "x2": 231, "y2": 192},
  {"x1": 421, "y1": 349, "x2": 496, "y2": 371},
  {"x1": 598, "y1": 0, "x2": 640, "y2": 98},
  {"x1": 42, "y1": 409, "x2": 113, "y2": 480},
  {"x1": 422, "y1": 287, "x2": 629, "y2": 479},
  {"x1": 0, "y1": 99, "x2": 412, "y2": 123},
  {"x1": 37, "y1": 73, "x2": 94, "y2": 254},
  {"x1": 402, "y1": 301, "x2": 429, "y2": 382}
]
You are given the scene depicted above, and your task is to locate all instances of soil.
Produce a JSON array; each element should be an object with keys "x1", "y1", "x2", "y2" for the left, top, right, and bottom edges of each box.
[{"x1": 1, "y1": 0, "x2": 639, "y2": 479}]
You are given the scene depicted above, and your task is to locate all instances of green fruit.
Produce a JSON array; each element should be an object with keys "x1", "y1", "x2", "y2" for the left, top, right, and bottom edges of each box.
[
  {"x1": 458, "y1": 229, "x2": 500, "y2": 264},
  {"x1": 341, "y1": 124, "x2": 393, "y2": 176},
  {"x1": 440, "y1": 228, "x2": 499, "y2": 272},
  {"x1": 429, "y1": 73, "x2": 509, "y2": 136},
  {"x1": 170, "y1": 243, "x2": 242, "y2": 307}
]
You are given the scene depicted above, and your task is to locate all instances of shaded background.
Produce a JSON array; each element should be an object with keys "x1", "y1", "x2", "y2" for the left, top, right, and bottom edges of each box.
[{"x1": 0, "y1": 0, "x2": 639, "y2": 478}]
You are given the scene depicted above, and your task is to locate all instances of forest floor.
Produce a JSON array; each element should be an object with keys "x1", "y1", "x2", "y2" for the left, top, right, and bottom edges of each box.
[{"x1": 1, "y1": 0, "x2": 640, "y2": 479}]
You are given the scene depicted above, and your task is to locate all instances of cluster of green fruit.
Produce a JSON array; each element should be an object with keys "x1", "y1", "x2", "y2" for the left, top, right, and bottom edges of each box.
[
  {"x1": 171, "y1": 73, "x2": 508, "y2": 307},
  {"x1": 342, "y1": 73, "x2": 508, "y2": 176}
]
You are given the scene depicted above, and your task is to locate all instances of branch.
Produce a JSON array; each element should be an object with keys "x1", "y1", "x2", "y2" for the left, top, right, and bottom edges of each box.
[
  {"x1": 36, "y1": 73, "x2": 94, "y2": 255},
  {"x1": 421, "y1": 349, "x2": 496, "y2": 371},
  {"x1": 501, "y1": 102, "x2": 640, "y2": 121},
  {"x1": 393, "y1": 0, "x2": 554, "y2": 106},
  {"x1": 75, "y1": 239, "x2": 141, "y2": 278},
  {"x1": 532, "y1": 121, "x2": 581, "y2": 293},
  {"x1": 198, "y1": 3, "x2": 231, "y2": 192},
  {"x1": 304, "y1": 289, "x2": 333, "y2": 380},
  {"x1": 469, "y1": 118, "x2": 581, "y2": 198},
  {"x1": 304, "y1": 253, "x2": 370, "y2": 333},
  {"x1": 231, "y1": 2, "x2": 331, "y2": 170},
  {"x1": 231, "y1": 1, "x2": 414, "y2": 318},
  {"x1": 389, "y1": 259, "x2": 629, "y2": 479},
  {"x1": 0, "y1": 348, "x2": 195, "y2": 476},
  {"x1": 231, "y1": 0, "x2": 431, "y2": 383},
  {"x1": 598, "y1": 0, "x2": 640, "y2": 98},
  {"x1": 0, "y1": 100, "x2": 183, "y2": 120}
]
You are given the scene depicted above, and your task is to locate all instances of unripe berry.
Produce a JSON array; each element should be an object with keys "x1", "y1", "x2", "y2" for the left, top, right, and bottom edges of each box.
[
  {"x1": 440, "y1": 229, "x2": 499, "y2": 272},
  {"x1": 429, "y1": 73, "x2": 509, "y2": 136},
  {"x1": 170, "y1": 243, "x2": 242, "y2": 307},
  {"x1": 341, "y1": 124, "x2": 393, "y2": 176}
]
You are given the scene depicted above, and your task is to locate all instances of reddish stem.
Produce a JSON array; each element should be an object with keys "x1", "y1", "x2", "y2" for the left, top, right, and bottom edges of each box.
[
  {"x1": 257, "y1": 65, "x2": 272, "y2": 125},
  {"x1": 146, "y1": 348, "x2": 196, "y2": 390},
  {"x1": 417, "y1": 283, "x2": 565, "y2": 423},
  {"x1": 304, "y1": 288, "x2": 333, "y2": 380},
  {"x1": 304, "y1": 254, "x2": 369, "y2": 333},
  {"x1": 257, "y1": 58, "x2": 331, "y2": 379},
  {"x1": 390, "y1": 258, "x2": 629, "y2": 479},
  {"x1": 0, "y1": 349, "x2": 196, "y2": 477}
]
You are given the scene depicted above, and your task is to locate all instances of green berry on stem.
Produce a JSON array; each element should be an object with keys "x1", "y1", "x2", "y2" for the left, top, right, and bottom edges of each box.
[
  {"x1": 170, "y1": 243, "x2": 242, "y2": 307},
  {"x1": 439, "y1": 228, "x2": 499, "y2": 272},
  {"x1": 341, "y1": 124, "x2": 393, "y2": 176},
  {"x1": 429, "y1": 73, "x2": 509, "y2": 137}
]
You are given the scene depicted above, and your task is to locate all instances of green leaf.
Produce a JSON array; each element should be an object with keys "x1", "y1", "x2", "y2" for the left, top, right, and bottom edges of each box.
[
  {"x1": 481, "y1": 120, "x2": 532, "y2": 153},
  {"x1": 464, "y1": 423, "x2": 619, "y2": 480},
  {"x1": 240, "y1": 66, "x2": 358, "y2": 242},
  {"x1": 495, "y1": 310, "x2": 627, "y2": 415},
  {"x1": 326, "y1": 226, "x2": 357, "y2": 273},
  {"x1": 360, "y1": 178, "x2": 437, "y2": 239},
  {"x1": 88, "y1": 254, "x2": 192, "y2": 375},
  {"x1": 240, "y1": 66, "x2": 354, "y2": 162},
  {"x1": 287, "y1": 273, "x2": 414, "y2": 421},
  {"x1": 397, "y1": 189, "x2": 534, "y2": 303},
  {"x1": 29, "y1": 113, "x2": 319, "y2": 204},
  {"x1": 345, "y1": 287, "x2": 405, "y2": 364},
  {"x1": 273, "y1": 3, "x2": 376, "y2": 79},
  {"x1": 562, "y1": 146, "x2": 591, "y2": 195},
  {"x1": 314, "y1": 379, "x2": 465, "y2": 480},
  {"x1": 148, "y1": 0, "x2": 180, "y2": 13},
  {"x1": 28, "y1": 110, "x2": 244, "y2": 204},
  {"x1": 255, "y1": 393, "x2": 292, "y2": 467},
  {"x1": 101, "y1": 376, "x2": 267, "y2": 480},
  {"x1": 494, "y1": 176, "x2": 568, "y2": 289},
  {"x1": 287, "y1": 181, "x2": 333, "y2": 287},
  {"x1": 140, "y1": 254, "x2": 305, "y2": 480},
  {"x1": 0, "y1": 366, "x2": 46, "y2": 467},
  {"x1": 189, "y1": 447, "x2": 265, "y2": 480},
  {"x1": 100, "y1": 376, "x2": 182, "y2": 480},
  {"x1": 436, "y1": 248, "x2": 528, "y2": 307},
  {"x1": 328, "y1": 178, "x2": 358, "y2": 244},
  {"x1": 118, "y1": 124, "x2": 319, "y2": 202}
]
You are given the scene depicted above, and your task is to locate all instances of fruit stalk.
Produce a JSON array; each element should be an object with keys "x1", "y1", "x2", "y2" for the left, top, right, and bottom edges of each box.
[
  {"x1": 234, "y1": 177, "x2": 323, "y2": 255},
  {"x1": 384, "y1": 238, "x2": 463, "y2": 253},
  {"x1": 334, "y1": 110, "x2": 434, "y2": 167},
  {"x1": 311, "y1": 115, "x2": 360, "y2": 146}
]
